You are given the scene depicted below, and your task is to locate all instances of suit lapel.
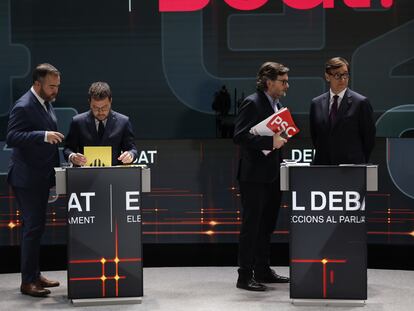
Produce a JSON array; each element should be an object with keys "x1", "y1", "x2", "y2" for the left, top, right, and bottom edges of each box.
[
  {"x1": 30, "y1": 92, "x2": 57, "y2": 130},
  {"x1": 321, "y1": 92, "x2": 330, "y2": 127},
  {"x1": 258, "y1": 91, "x2": 275, "y2": 118},
  {"x1": 87, "y1": 111, "x2": 99, "y2": 143},
  {"x1": 47, "y1": 103, "x2": 58, "y2": 130},
  {"x1": 102, "y1": 111, "x2": 116, "y2": 142}
]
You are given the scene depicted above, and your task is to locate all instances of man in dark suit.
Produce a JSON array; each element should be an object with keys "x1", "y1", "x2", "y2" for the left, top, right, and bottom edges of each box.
[
  {"x1": 234, "y1": 62, "x2": 290, "y2": 291},
  {"x1": 63, "y1": 82, "x2": 137, "y2": 166},
  {"x1": 310, "y1": 57, "x2": 376, "y2": 165},
  {"x1": 7, "y1": 63, "x2": 64, "y2": 297}
]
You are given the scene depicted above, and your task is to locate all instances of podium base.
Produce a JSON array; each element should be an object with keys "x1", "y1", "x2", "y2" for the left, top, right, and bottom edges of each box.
[
  {"x1": 292, "y1": 299, "x2": 365, "y2": 307},
  {"x1": 70, "y1": 297, "x2": 142, "y2": 306}
]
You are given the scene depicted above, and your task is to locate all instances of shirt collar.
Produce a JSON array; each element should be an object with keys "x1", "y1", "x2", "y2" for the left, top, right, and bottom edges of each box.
[
  {"x1": 264, "y1": 91, "x2": 280, "y2": 111},
  {"x1": 329, "y1": 88, "x2": 347, "y2": 102},
  {"x1": 30, "y1": 86, "x2": 46, "y2": 105},
  {"x1": 94, "y1": 118, "x2": 107, "y2": 126}
]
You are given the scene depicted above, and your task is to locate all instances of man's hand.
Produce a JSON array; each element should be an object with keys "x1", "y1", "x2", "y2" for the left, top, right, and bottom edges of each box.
[
  {"x1": 273, "y1": 130, "x2": 287, "y2": 149},
  {"x1": 46, "y1": 131, "x2": 64, "y2": 144},
  {"x1": 118, "y1": 151, "x2": 133, "y2": 164},
  {"x1": 70, "y1": 153, "x2": 87, "y2": 166}
]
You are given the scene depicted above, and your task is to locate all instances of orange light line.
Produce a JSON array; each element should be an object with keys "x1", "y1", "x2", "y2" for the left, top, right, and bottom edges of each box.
[
  {"x1": 115, "y1": 222, "x2": 119, "y2": 297},
  {"x1": 147, "y1": 194, "x2": 203, "y2": 197},
  {"x1": 368, "y1": 231, "x2": 412, "y2": 236},
  {"x1": 186, "y1": 211, "x2": 240, "y2": 214},
  {"x1": 70, "y1": 259, "x2": 102, "y2": 264},
  {"x1": 70, "y1": 277, "x2": 101, "y2": 281},
  {"x1": 292, "y1": 259, "x2": 346, "y2": 264},
  {"x1": 291, "y1": 259, "x2": 321, "y2": 263},
  {"x1": 150, "y1": 190, "x2": 192, "y2": 193},
  {"x1": 323, "y1": 263, "x2": 327, "y2": 298},
  {"x1": 102, "y1": 259, "x2": 105, "y2": 297},
  {"x1": 143, "y1": 221, "x2": 241, "y2": 225},
  {"x1": 292, "y1": 258, "x2": 346, "y2": 299},
  {"x1": 142, "y1": 230, "x2": 289, "y2": 235}
]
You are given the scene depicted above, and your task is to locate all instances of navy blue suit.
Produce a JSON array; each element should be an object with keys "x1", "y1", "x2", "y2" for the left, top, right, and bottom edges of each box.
[
  {"x1": 310, "y1": 88, "x2": 376, "y2": 165},
  {"x1": 233, "y1": 91, "x2": 283, "y2": 277},
  {"x1": 7, "y1": 90, "x2": 60, "y2": 283},
  {"x1": 63, "y1": 110, "x2": 137, "y2": 166}
]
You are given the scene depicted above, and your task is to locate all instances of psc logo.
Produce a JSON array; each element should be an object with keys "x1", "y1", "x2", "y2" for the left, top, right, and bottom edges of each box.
[{"x1": 159, "y1": 0, "x2": 394, "y2": 12}]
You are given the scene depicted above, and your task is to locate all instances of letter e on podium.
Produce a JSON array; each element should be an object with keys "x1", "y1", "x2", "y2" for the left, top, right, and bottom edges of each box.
[{"x1": 84, "y1": 146, "x2": 112, "y2": 167}]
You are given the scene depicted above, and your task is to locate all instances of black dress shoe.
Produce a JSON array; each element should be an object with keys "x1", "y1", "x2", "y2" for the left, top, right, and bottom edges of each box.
[
  {"x1": 20, "y1": 283, "x2": 51, "y2": 297},
  {"x1": 255, "y1": 269, "x2": 290, "y2": 283},
  {"x1": 36, "y1": 275, "x2": 60, "y2": 288},
  {"x1": 236, "y1": 278, "x2": 267, "y2": 291}
]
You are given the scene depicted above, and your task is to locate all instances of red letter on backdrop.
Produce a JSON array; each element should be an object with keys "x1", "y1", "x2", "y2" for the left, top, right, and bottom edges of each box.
[
  {"x1": 223, "y1": 0, "x2": 268, "y2": 11},
  {"x1": 283, "y1": 0, "x2": 333, "y2": 10},
  {"x1": 159, "y1": 0, "x2": 210, "y2": 12},
  {"x1": 343, "y1": 0, "x2": 370, "y2": 8},
  {"x1": 381, "y1": 0, "x2": 394, "y2": 8},
  {"x1": 344, "y1": 0, "x2": 394, "y2": 8}
]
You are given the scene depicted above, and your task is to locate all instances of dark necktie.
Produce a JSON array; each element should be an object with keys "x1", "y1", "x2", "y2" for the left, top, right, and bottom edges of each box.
[
  {"x1": 98, "y1": 120, "x2": 105, "y2": 139},
  {"x1": 276, "y1": 101, "x2": 282, "y2": 110},
  {"x1": 44, "y1": 101, "x2": 56, "y2": 122},
  {"x1": 330, "y1": 95, "x2": 339, "y2": 123},
  {"x1": 44, "y1": 101, "x2": 51, "y2": 114}
]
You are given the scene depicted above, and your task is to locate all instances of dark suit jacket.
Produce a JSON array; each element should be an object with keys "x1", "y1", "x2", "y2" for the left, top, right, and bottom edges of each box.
[
  {"x1": 310, "y1": 88, "x2": 376, "y2": 165},
  {"x1": 63, "y1": 110, "x2": 138, "y2": 166},
  {"x1": 7, "y1": 90, "x2": 60, "y2": 188},
  {"x1": 234, "y1": 91, "x2": 282, "y2": 183}
]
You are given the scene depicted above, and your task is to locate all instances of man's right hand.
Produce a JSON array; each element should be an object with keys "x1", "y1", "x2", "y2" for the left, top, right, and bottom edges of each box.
[
  {"x1": 273, "y1": 130, "x2": 287, "y2": 149},
  {"x1": 70, "y1": 153, "x2": 87, "y2": 166},
  {"x1": 46, "y1": 131, "x2": 64, "y2": 144}
]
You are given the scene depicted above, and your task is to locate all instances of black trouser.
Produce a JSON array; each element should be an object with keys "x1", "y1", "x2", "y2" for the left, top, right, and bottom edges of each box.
[
  {"x1": 238, "y1": 179, "x2": 281, "y2": 278},
  {"x1": 13, "y1": 186, "x2": 50, "y2": 283}
]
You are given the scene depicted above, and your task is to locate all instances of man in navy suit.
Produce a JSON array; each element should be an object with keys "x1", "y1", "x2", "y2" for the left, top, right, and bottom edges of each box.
[
  {"x1": 63, "y1": 82, "x2": 137, "y2": 166},
  {"x1": 7, "y1": 63, "x2": 64, "y2": 297},
  {"x1": 310, "y1": 57, "x2": 376, "y2": 165},
  {"x1": 234, "y1": 62, "x2": 290, "y2": 291}
]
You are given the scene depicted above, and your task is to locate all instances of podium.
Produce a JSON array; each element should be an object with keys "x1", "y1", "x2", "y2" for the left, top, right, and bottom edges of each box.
[
  {"x1": 280, "y1": 163, "x2": 377, "y2": 306},
  {"x1": 55, "y1": 166, "x2": 151, "y2": 306}
]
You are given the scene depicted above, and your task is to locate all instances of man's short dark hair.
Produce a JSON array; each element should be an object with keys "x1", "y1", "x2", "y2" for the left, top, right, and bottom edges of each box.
[
  {"x1": 325, "y1": 57, "x2": 350, "y2": 74},
  {"x1": 256, "y1": 62, "x2": 290, "y2": 92},
  {"x1": 88, "y1": 82, "x2": 112, "y2": 101},
  {"x1": 32, "y1": 63, "x2": 60, "y2": 83}
]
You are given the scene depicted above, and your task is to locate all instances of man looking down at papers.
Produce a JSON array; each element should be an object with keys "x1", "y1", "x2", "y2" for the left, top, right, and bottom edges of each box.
[
  {"x1": 63, "y1": 82, "x2": 137, "y2": 166},
  {"x1": 233, "y1": 62, "x2": 290, "y2": 292}
]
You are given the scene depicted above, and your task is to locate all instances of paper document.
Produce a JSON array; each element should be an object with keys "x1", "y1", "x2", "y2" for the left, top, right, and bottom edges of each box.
[
  {"x1": 250, "y1": 107, "x2": 300, "y2": 138},
  {"x1": 83, "y1": 146, "x2": 112, "y2": 167}
]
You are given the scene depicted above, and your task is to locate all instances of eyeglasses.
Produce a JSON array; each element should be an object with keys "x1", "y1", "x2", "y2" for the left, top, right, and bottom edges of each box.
[
  {"x1": 91, "y1": 106, "x2": 110, "y2": 113},
  {"x1": 329, "y1": 73, "x2": 350, "y2": 80},
  {"x1": 276, "y1": 79, "x2": 289, "y2": 86}
]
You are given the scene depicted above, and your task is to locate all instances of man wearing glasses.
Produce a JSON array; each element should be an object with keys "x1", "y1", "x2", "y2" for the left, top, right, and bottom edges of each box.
[
  {"x1": 233, "y1": 62, "x2": 290, "y2": 291},
  {"x1": 310, "y1": 57, "x2": 376, "y2": 165},
  {"x1": 64, "y1": 81, "x2": 137, "y2": 166}
]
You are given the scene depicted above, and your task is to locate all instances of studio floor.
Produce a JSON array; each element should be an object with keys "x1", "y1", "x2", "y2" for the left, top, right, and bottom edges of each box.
[{"x1": 1, "y1": 267, "x2": 413, "y2": 311}]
